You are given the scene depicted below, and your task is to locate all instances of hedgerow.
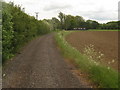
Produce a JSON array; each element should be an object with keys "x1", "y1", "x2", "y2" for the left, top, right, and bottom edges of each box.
[{"x1": 2, "y1": 2, "x2": 52, "y2": 62}]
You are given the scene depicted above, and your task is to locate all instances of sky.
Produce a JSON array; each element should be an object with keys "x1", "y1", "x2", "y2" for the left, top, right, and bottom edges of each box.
[{"x1": 4, "y1": 0, "x2": 120, "y2": 23}]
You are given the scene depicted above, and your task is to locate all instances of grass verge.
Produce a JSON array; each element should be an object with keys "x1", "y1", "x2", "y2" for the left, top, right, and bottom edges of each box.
[{"x1": 55, "y1": 31, "x2": 119, "y2": 88}]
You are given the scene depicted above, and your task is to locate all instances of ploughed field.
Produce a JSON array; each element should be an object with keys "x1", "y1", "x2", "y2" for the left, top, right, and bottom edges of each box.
[{"x1": 66, "y1": 31, "x2": 118, "y2": 70}]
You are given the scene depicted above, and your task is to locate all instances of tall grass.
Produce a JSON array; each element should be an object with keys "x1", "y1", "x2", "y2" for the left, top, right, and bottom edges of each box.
[{"x1": 55, "y1": 31, "x2": 119, "y2": 88}]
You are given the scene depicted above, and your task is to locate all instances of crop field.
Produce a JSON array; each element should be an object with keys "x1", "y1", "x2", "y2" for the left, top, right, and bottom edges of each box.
[{"x1": 65, "y1": 31, "x2": 118, "y2": 70}]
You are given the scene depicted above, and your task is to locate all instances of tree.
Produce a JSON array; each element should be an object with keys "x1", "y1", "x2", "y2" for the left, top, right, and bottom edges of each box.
[
  {"x1": 58, "y1": 13, "x2": 86, "y2": 30},
  {"x1": 74, "y1": 16, "x2": 85, "y2": 28},
  {"x1": 51, "y1": 17, "x2": 60, "y2": 30},
  {"x1": 58, "y1": 12, "x2": 65, "y2": 29},
  {"x1": 86, "y1": 20, "x2": 99, "y2": 29},
  {"x1": 100, "y1": 21, "x2": 118, "y2": 30}
]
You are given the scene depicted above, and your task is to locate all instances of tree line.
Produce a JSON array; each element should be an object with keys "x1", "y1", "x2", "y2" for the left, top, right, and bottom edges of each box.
[
  {"x1": 2, "y1": 2, "x2": 53, "y2": 62},
  {"x1": 46, "y1": 12, "x2": 119, "y2": 30}
]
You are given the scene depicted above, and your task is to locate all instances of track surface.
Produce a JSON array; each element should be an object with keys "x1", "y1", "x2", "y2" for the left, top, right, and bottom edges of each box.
[
  {"x1": 2, "y1": 33, "x2": 87, "y2": 88},
  {"x1": 66, "y1": 31, "x2": 118, "y2": 70}
]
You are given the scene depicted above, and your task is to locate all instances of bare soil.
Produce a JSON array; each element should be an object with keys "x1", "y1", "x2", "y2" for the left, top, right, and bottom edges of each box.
[
  {"x1": 2, "y1": 33, "x2": 90, "y2": 88},
  {"x1": 66, "y1": 31, "x2": 118, "y2": 70}
]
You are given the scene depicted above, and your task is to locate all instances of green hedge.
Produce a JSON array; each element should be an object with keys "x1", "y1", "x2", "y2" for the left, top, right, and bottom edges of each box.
[{"x1": 2, "y1": 2, "x2": 52, "y2": 62}]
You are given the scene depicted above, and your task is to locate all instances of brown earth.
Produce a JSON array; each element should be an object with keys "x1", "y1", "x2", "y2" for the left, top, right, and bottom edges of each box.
[
  {"x1": 2, "y1": 33, "x2": 91, "y2": 88},
  {"x1": 66, "y1": 31, "x2": 118, "y2": 70}
]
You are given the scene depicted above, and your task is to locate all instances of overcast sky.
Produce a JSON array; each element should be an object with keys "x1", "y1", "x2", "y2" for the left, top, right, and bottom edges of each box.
[{"x1": 5, "y1": 0, "x2": 119, "y2": 23}]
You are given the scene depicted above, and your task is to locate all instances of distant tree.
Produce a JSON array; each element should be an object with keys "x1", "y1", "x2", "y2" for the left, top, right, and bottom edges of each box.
[
  {"x1": 74, "y1": 16, "x2": 85, "y2": 28},
  {"x1": 118, "y1": 21, "x2": 120, "y2": 30},
  {"x1": 100, "y1": 21, "x2": 118, "y2": 30},
  {"x1": 58, "y1": 12, "x2": 65, "y2": 29},
  {"x1": 64, "y1": 15, "x2": 74, "y2": 30},
  {"x1": 86, "y1": 20, "x2": 99, "y2": 29},
  {"x1": 51, "y1": 17, "x2": 61, "y2": 30}
]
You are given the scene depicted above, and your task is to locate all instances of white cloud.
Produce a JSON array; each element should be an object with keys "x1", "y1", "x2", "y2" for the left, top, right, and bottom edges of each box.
[
  {"x1": 4, "y1": 0, "x2": 119, "y2": 23},
  {"x1": 119, "y1": 1, "x2": 120, "y2": 20},
  {"x1": 43, "y1": 4, "x2": 72, "y2": 11}
]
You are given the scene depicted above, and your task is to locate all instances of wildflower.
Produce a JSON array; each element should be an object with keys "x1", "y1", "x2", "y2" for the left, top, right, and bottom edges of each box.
[
  {"x1": 107, "y1": 67, "x2": 110, "y2": 70},
  {"x1": 98, "y1": 56, "x2": 101, "y2": 58},
  {"x1": 94, "y1": 61, "x2": 97, "y2": 64},
  {"x1": 96, "y1": 63, "x2": 99, "y2": 66},
  {"x1": 3, "y1": 74, "x2": 6, "y2": 77},
  {"x1": 101, "y1": 54, "x2": 104, "y2": 56},
  {"x1": 112, "y1": 59, "x2": 115, "y2": 63},
  {"x1": 90, "y1": 56, "x2": 92, "y2": 59}
]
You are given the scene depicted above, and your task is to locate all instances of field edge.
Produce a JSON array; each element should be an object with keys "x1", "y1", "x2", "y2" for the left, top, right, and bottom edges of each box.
[{"x1": 54, "y1": 31, "x2": 119, "y2": 88}]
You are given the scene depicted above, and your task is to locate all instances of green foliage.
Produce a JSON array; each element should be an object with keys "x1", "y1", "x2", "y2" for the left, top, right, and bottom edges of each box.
[
  {"x1": 55, "y1": 31, "x2": 118, "y2": 88},
  {"x1": 86, "y1": 20, "x2": 99, "y2": 29},
  {"x1": 2, "y1": 2, "x2": 52, "y2": 62},
  {"x1": 101, "y1": 21, "x2": 118, "y2": 30},
  {"x1": 57, "y1": 12, "x2": 101, "y2": 30},
  {"x1": 58, "y1": 12, "x2": 85, "y2": 30},
  {"x1": 89, "y1": 65, "x2": 118, "y2": 88},
  {"x1": 58, "y1": 12, "x2": 65, "y2": 29},
  {"x1": 64, "y1": 15, "x2": 76, "y2": 30},
  {"x1": 57, "y1": 12, "x2": 118, "y2": 30},
  {"x1": 51, "y1": 17, "x2": 61, "y2": 30},
  {"x1": 2, "y1": 2, "x2": 14, "y2": 61}
]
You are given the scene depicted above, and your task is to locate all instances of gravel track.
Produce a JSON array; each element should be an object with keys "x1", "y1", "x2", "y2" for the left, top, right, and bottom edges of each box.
[{"x1": 2, "y1": 33, "x2": 88, "y2": 88}]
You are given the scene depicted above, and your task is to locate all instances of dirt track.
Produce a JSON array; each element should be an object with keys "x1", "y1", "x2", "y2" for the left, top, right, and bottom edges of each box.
[
  {"x1": 2, "y1": 33, "x2": 89, "y2": 88},
  {"x1": 66, "y1": 31, "x2": 118, "y2": 70}
]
